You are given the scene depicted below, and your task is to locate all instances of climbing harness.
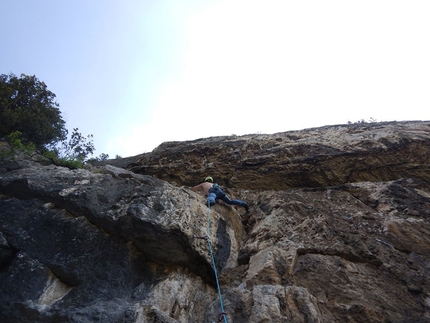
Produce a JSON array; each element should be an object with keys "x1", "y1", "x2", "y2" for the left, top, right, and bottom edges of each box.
[{"x1": 206, "y1": 200, "x2": 229, "y2": 323}]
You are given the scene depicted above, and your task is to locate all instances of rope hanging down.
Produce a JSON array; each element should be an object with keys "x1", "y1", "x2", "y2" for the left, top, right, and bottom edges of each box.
[{"x1": 206, "y1": 200, "x2": 228, "y2": 323}]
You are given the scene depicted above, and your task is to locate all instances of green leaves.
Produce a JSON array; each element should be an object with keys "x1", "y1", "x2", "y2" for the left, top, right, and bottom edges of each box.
[
  {"x1": 44, "y1": 128, "x2": 96, "y2": 169},
  {"x1": 0, "y1": 73, "x2": 66, "y2": 148},
  {"x1": 0, "y1": 131, "x2": 36, "y2": 160},
  {"x1": 59, "y1": 128, "x2": 95, "y2": 162},
  {"x1": 1, "y1": 73, "x2": 110, "y2": 169}
]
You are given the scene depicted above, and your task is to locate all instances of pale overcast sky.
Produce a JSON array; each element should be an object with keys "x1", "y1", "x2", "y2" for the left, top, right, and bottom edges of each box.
[{"x1": 1, "y1": 1, "x2": 429, "y2": 158}]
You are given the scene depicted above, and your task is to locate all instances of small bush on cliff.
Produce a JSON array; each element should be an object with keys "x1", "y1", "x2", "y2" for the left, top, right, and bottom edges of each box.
[
  {"x1": 87, "y1": 153, "x2": 110, "y2": 164},
  {"x1": 348, "y1": 117, "x2": 378, "y2": 124},
  {"x1": 0, "y1": 131, "x2": 36, "y2": 160},
  {"x1": 43, "y1": 128, "x2": 95, "y2": 169}
]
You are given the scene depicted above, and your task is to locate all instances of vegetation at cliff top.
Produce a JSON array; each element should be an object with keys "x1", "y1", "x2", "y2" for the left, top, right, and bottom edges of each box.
[{"x1": 0, "y1": 73, "x2": 108, "y2": 168}]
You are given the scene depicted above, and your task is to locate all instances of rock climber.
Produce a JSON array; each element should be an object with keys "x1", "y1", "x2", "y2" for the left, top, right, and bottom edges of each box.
[{"x1": 192, "y1": 176, "x2": 249, "y2": 212}]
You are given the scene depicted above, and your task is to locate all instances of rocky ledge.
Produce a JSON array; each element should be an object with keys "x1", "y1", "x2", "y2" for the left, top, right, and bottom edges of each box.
[{"x1": 1, "y1": 121, "x2": 429, "y2": 322}]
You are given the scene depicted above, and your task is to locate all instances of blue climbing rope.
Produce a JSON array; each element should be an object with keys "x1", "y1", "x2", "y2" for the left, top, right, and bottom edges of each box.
[{"x1": 206, "y1": 200, "x2": 228, "y2": 323}]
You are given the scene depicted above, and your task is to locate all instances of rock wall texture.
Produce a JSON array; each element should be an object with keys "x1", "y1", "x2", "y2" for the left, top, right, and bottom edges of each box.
[{"x1": 1, "y1": 121, "x2": 429, "y2": 322}]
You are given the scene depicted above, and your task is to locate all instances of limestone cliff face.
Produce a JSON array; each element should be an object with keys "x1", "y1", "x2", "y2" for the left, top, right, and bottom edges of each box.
[{"x1": 1, "y1": 121, "x2": 429, "y2": 323}]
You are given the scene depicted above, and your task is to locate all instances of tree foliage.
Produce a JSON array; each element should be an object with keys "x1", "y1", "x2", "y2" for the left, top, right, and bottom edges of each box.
[
  {"x1": 59, "y1": 128, "x2": 95, "y2": 161},
  {"x1": 0, "y1": 73, "x2": 112, "y2": 169},
  {"x1": 0, "y1": 73, "x2": 67, "y2": 148}
]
